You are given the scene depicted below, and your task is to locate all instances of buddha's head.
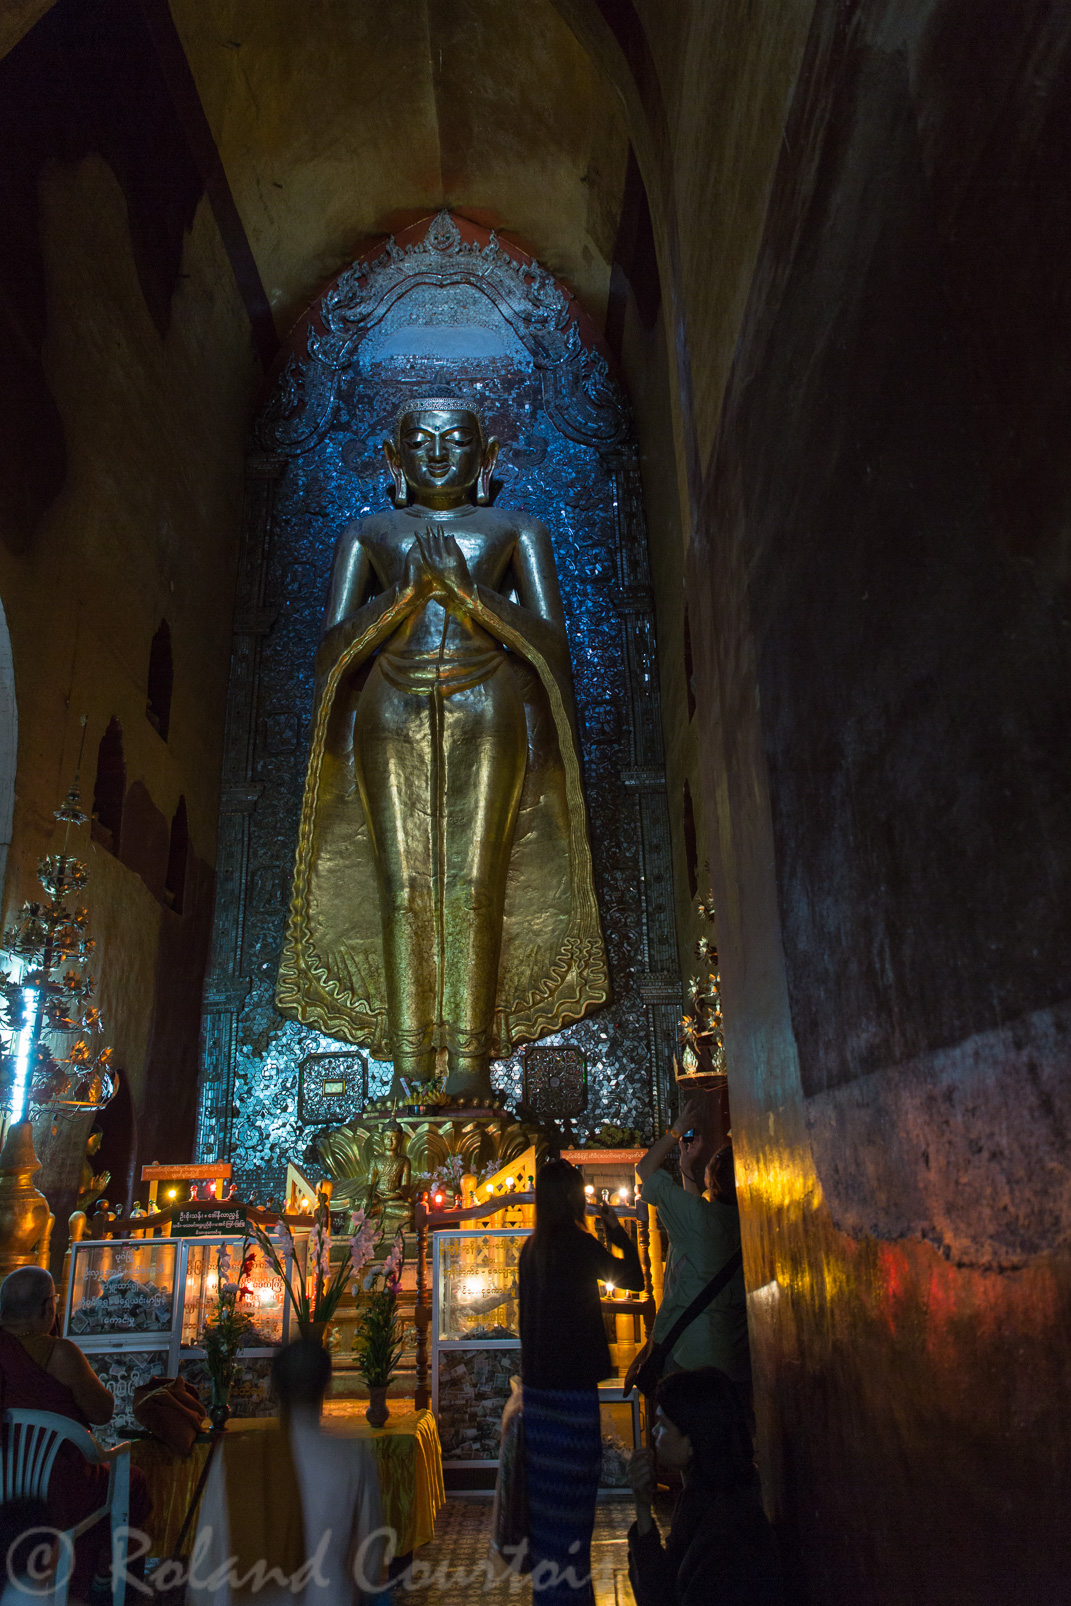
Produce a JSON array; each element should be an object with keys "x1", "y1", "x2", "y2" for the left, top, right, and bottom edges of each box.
[{"x1": 384, "y1": 398, "x2": 499, "y2": 509}]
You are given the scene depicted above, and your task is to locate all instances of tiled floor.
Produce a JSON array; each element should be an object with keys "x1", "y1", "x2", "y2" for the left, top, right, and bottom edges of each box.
[{"x1": 388, "y1": 1496, "x2": 636, "y2": 1604}]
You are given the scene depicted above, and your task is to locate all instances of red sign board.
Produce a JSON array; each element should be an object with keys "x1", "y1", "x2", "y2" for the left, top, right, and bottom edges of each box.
[{"x1": 140, "y1": 1162, "x2": 232, "y2": 1181}]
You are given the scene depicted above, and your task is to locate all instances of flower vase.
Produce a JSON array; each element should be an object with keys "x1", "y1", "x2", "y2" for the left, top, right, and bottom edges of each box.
[
  {"x1": 365, "y1": 1386, "x2": 389, "y2": 1428},
  {"x1": 208, "y1": 1377, "x2": 231, "y2": 1431},
  {"x1": 299, "y1": 1319, "x2": 328, "y2": 1345}
]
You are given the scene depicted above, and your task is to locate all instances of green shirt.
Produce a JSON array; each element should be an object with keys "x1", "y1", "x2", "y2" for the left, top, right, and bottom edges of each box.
[{"x1": 641, "y1": 1169, "x2": 751, "y2": 1381}]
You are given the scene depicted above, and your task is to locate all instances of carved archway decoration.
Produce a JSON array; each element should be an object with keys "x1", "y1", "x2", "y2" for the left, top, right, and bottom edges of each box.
[
  {"x1": 257, "y1": 211, "x2": 629, "y2": 457},
  {"x1": 196, "y1": 212, "x2": 681, "y2": 1195}
]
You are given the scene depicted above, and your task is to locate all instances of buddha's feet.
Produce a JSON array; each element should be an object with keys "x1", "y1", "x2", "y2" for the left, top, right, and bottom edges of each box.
[
  {"x1": 443, "y1": 1054, "x2": 492, "y2": 1103},
  {"x1": 390, "y1": 1051, "x2": 437, "y2": 1091}
]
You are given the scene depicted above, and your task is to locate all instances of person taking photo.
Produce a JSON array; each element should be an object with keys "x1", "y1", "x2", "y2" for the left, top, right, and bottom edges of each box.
[{"x1": 635, "y1": 1099, "x2": 751, "y2": 1396}]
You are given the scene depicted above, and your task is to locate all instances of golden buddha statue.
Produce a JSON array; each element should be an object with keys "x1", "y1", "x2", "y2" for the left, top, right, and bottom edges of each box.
[
  {"x1": 277, "y1": 398, "x2": 607, "y2": 1099},
  {"x1": 370, "y1": 1124, "x2": 414, "y2": 1236},
  {"x1": 75, "y1": 1127, "x2": 110, "y2": 1216}
]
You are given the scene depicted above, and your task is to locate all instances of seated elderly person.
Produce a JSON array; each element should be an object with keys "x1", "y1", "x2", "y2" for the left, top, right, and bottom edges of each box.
[
  {"x1": 191, "y1": 1339, "x2": 388, "y2": 1606},
  {"x1": 0, "y1": 1266, "x2": 152, "y2": 1597}
]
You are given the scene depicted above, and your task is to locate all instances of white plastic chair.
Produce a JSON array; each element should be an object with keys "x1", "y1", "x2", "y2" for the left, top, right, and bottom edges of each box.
[{"x1": 1, "y1": 1409, "x2": 131, "y2": 1606}]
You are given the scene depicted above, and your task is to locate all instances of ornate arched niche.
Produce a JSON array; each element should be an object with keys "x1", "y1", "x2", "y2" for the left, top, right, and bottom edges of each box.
[{"x1": 196, "y1": 212, "x2": 680, "y2": 1190}]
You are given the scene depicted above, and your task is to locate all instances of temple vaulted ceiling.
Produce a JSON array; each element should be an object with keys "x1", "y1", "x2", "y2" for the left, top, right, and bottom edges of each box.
[{"x1": 167, "y1": 0, "x2": 630, "y2": 338}]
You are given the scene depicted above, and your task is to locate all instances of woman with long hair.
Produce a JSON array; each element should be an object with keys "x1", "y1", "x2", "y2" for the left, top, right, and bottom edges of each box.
[
  {"x1": 628, "y1": 1367, "x2": 784, "y2": 1605},
  {"x1": 519, "y1": 1158, "x2": 645, "y2": 1602}
]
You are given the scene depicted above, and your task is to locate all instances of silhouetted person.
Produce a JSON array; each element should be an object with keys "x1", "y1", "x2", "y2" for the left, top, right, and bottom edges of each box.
[
  {"x1": 628, "y1": 1368, "x2": 783, "y2": 1606},
  {"x1": 191, "y1": 1339, "x2": 386, "y2": 1606},
  {"x1": 519, "y1": 1158, "x2": 644, "y2": 1603},
  {"x1": 0, "y1": 1266, "x2": 152, "y2": 1598},
  {"x1": 637, "y1": 1103, "x2": 750, "y2": 1391}
]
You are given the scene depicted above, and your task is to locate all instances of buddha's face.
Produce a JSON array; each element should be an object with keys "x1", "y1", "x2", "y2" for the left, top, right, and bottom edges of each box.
[{"x1": 386, "y1": 408, "x2": 490, "y2": 505}]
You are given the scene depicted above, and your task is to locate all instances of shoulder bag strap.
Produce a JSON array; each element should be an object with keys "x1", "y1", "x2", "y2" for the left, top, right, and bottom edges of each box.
[{"x1": 650, "y1": 1246, "x2": 743, "y2": 1368}]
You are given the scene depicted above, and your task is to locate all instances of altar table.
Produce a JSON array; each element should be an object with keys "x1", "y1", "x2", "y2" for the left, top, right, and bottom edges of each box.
[{"x1": 131, "y1": 1407, "x2": 444, "y2": 1561}]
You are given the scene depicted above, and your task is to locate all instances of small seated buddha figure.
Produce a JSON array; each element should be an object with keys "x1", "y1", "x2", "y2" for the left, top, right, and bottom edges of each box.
[{"x1": 371, "y1": 1123, "x2": 414, "y2": 1237}]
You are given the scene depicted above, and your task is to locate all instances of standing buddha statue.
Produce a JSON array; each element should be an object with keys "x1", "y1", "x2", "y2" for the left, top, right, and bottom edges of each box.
[{"x1": 277, "y1": 398, "x2": 607, "y2": 1101}]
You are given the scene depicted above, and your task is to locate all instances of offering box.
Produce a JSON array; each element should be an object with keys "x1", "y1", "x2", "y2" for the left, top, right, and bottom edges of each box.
[
  {"x1": 432, "y1": 1228, "x2": 527, "y2": 1468},
  {"x1": 64, "y1": 1235, "x2": 301, "y2": 1429}
]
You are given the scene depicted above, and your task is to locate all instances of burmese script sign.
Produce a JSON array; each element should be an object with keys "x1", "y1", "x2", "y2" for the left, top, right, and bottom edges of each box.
[
  {"x1": 67, "y1": 1242, "x2": 176, "y2": 1336},
  {"x1": 173, "y1": 1204, "x2": 247, "y2": 1237},
  {"x1": 141, "y1": 1163, "x2": 233, "y2": 1181}
]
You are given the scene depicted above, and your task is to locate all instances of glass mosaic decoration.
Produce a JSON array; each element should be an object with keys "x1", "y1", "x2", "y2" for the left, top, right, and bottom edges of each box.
[{"x1": 196, "y1": 214, "x2": 682, "y2": 1196}]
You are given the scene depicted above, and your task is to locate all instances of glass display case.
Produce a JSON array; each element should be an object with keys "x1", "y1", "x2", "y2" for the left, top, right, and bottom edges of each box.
[
  {"x1": 82, "y1": 1349, "x2": 172, "y2": 1445},
  {"x1": 432, "y1": 1228, "x2": 526, "y2": 1466},
  {"x1": 437, "y1": 1229, "x2": 523, "y2": 1343},
  {"x1": 63, "y1": 1234, "x2": 300, "y2": 1443},
  {"x1": 180, "y1": 1240, "x2": 288, "y2": 1348},
  {"x1": 67, "y1": 1241, "x2": 176, "y2": 1337}
]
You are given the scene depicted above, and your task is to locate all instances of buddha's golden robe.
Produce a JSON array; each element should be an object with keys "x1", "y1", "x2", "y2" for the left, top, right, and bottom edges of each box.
[{"x1": 276, "y1": 510, "x2": 608, "y2": 1061}]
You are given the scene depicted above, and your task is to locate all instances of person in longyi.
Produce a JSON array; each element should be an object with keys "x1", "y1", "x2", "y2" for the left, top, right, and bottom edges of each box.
[
  {"x1": 519, "y1": 1159, "x2": 645, "y2": 1603},
  {"x1": 190, "y1": 1340, "x2": 387, "y2": 1606},
  {"x1": 0, "y1": 1265, "x2": 153, "y2": 1597}
]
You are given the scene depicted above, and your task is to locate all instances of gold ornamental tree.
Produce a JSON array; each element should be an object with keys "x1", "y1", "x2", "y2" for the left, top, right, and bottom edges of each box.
[{"x1": 0, "y1": 772, "x2": 117, "y2": 1128}]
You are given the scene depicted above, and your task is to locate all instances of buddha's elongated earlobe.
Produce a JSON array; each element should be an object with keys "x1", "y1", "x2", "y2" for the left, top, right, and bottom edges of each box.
[
  {"x1": 476, "y1": 438, "x2": 500, "y2": 506},
  {"x1": 384, "y1": 440, "x2": 408, "y2": 507}
]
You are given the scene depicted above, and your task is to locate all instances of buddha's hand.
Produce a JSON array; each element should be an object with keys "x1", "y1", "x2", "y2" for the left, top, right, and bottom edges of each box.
[
  {"x1": 416, "y1": 526, "x2": 474, "y2": 604},
  {"x1": 401, "y1": 538, "x2": 436, "y2": 603}
]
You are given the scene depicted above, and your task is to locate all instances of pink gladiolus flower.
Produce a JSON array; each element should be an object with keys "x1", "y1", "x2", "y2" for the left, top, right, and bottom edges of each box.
[{"x1": 380, "y1": 1229, "x2": 405, "y2": 1291}]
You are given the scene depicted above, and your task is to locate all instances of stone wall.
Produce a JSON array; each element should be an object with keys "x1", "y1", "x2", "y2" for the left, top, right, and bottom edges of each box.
[
  {"x1": 580, "y1": 0, "x2": 1071, "y2": 1598},
  {"x1": 0, "y1": 1, "x2": 253, "y2": 1223}
]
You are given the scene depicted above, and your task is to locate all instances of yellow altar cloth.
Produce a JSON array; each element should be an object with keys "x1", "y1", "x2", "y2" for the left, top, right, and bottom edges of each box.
[{"x1": 131, "y1": 1407, "x2": 444, "y2": 1560}]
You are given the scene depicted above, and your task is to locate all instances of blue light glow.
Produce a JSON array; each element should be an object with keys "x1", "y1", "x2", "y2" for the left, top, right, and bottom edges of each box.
[{"x1": 10, "y1": 986, "x2": 36, "y2": 1123}]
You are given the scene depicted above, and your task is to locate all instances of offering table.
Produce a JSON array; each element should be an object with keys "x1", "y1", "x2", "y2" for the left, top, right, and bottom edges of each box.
[{"x1": 131, "y1": 1405, "x2": 444, "y2": 1561}]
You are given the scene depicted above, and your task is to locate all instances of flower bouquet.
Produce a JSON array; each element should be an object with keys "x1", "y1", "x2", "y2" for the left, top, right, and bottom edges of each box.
[
  {"x1": 252, "y1": 1192, "x2": 379, "y2": 1343},
  {"x1": 354, "y1": 1230, "x2": 406, "y2": 1426},
  {"x1": 201, "y1": 1241, "x2": 260, "y2": 1427}
]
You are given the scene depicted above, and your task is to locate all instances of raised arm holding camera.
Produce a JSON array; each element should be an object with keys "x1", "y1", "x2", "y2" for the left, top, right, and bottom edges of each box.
[{"x1": 634, "y1": 1100, "x2": 751, "y2": 1394}]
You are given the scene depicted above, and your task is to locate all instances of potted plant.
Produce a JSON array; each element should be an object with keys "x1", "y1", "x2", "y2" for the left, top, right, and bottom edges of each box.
[
  {"x1": 354, "y1": 1231, "x2": 406, "y2": 1427},
  {"x1": 253, "y1": 1194, "x2": 378, "y2": 1343},
  {"x1": 201, "y1": 1241, "x2": 260, "y2": 1428}
]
